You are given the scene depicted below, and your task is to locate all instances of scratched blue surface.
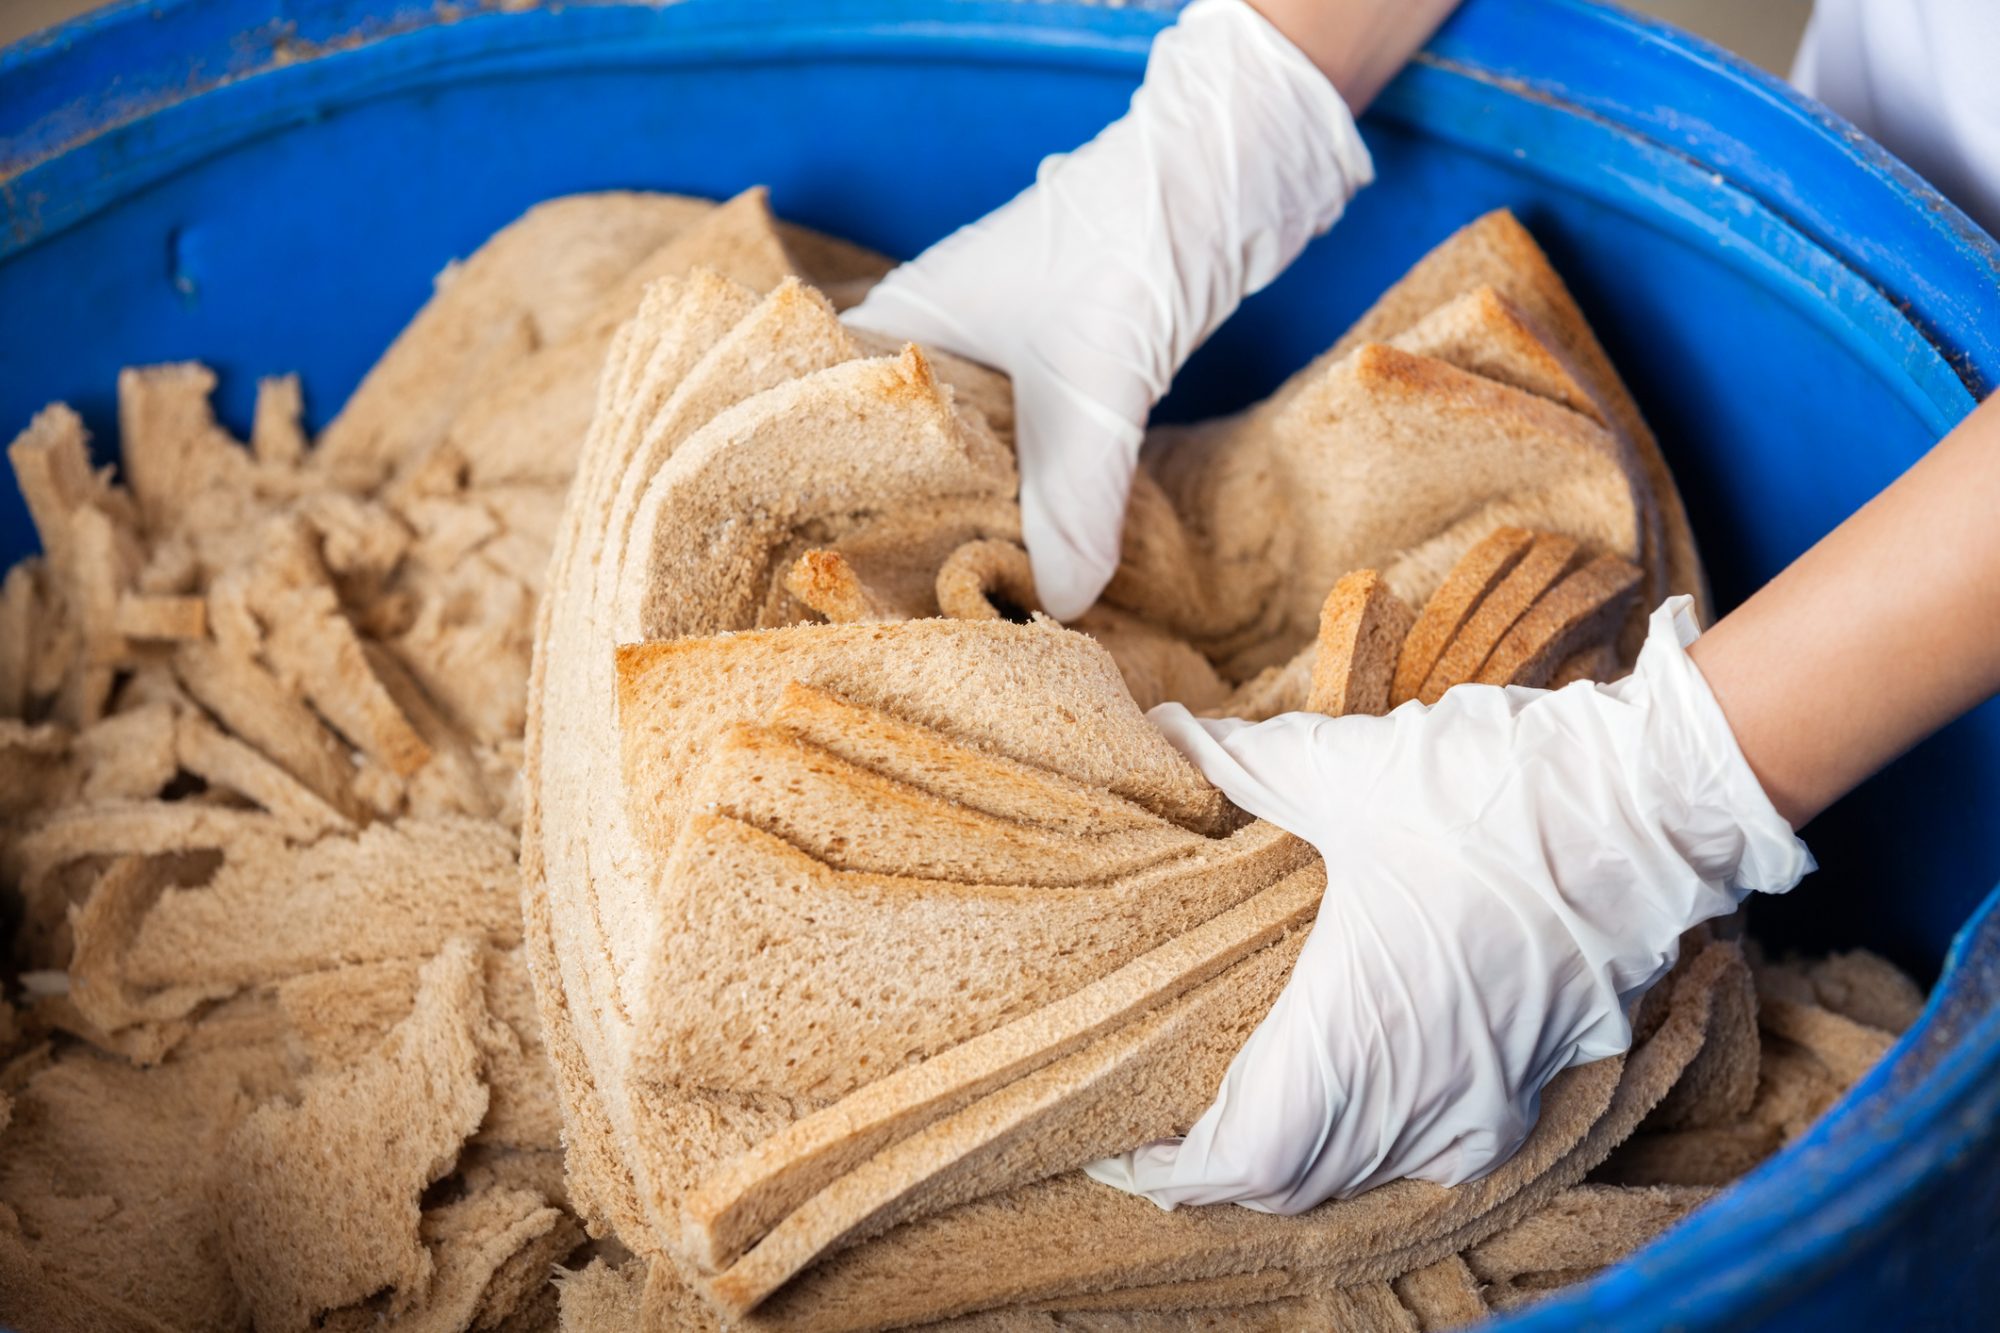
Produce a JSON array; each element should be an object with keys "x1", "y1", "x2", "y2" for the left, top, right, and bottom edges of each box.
[{"x1": 2, "y1": 1, "x2": 1998, "y2": 1327}]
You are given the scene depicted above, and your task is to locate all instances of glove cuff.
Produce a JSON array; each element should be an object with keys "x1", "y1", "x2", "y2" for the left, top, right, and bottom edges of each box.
[{"x1": 1632, "y1": 595, "x2": 1816, "y2": 898}]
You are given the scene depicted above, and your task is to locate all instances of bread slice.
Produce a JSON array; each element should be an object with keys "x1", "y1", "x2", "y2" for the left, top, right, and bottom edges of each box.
[
  {"x1": 246, "y1": 516, "x2": 433, "y2": 777},
  {"x1": 173, "y1": 641, "x2": 366, "y2": 819},
  {"x1": 1386, "y1": 284, "x2": 1666, "y2": 653},
  {"x1": 316, "y1": 191, "x2": 721, "y2": 485},
  {"x1": 67, "y1": 855, "x2": 236, "y2": 1039},
  {"x1": 1803, "y1": 950, "x2": 1926, "y2": 1034},
  {"x1": 624, "y1": 812, "x2": 1307, "y2": 1099},
  {"x1": 0, "y1": 1026, "x2": 296, "y2": 1331},
  {"x1": 7, "y1": 404, "x2": 135, "y2": 723},
  {"x1": 1389, "y1": 285, "x2": 1604, "y2": 424},
  {"x1": 1473, "y1": 554, "x2": 1643, "y2": 689},
  {"x1": 1073, "y1": 603, "x2": 1231, "y2": 713},
  {"x1": 615, "y1": 344, "x2": 1014, "y2": 643},
  {"x1": 1288, "y1": 210, "x2": 1701, "y2": 613},
  {"x1": 525, "y1": 267, "x2": 891, "y2": 1253},
  {"x1": 117, "y1": 818, "x2": 520, "y2": 996},
  {"x1": 8, "y1": 801, "x2": 283, "y2": 893},
  {"x1": 768, "y1": 683, "x2": 1191, "y2": 838},
  {"x1": 116, "y1": 363, "x2": 261, "y2": 543},
  {"x1": 1591, "y1": 1121, "x2": 1785, "y2": 1190},
  {"x1": 514, "y1": 226, "x2": 1736, "y2": 1318},
  {"x1": 1418, "y1": 534, "x2": 1580, "y2": 703},
  {"x1": 277, "y1": 946, "x2": 560, "y2": 1153},
  {"x1": 679, "y1": 862, "x2": 1322, "y2": 1279},
  {"x1": 1390, "y1": 1254, "x2": 1487, "y2": 1329},
  {"x1": 1392, "y1": 526, "x2": 1534, "y2": 706},
  {"x1": 219, "y1": 938, "x2": 510, "y2": 1333},
  {"x1": 174, "y1": 709, "x2": 352, "y2": 840},
  {"x1": 1110, "y1": 343, "x2": 1640, "y2": 680},
  {"x1": 1644, "y1": 940, "x2": 1758, "y2": 1130},
  {"x1": 1548, "y1": 641, "x2": 1619, "y2": 689},
  {"x1": 1306, "y1": 570, "x2": 1415, "y2": 717},
  {"x1": 443, "y1": 188, "x2": 817, "y2": 488},
  {"x1": 1756, "y1": 997, "x2": 1895, "y2": 1088},
  {"x1": 688, "y1": 721, "x2": 1203, "y2": 886},
  {"x1": 525, "y1": 267, "x2": 1049, "y2": 1262},
  {"x1": 613, "y1": 623, "x2": 1228, "y2": 875},
  {"x1": 113, "y1": 593, "x2": 205, "y2": 641},
  {"x1": 700, "y1": 889, "x2": 1316, "y2": 1313},
  {"x1": 340, "y1": 1186, "x2": 579, "y2": 1333},
  {"x1": 1461, "y1": 1184, "x2": 1713, "y2": 1283},
  {"x1": 739, "y1": 941, "x2": 1734, "y2": 1333}
]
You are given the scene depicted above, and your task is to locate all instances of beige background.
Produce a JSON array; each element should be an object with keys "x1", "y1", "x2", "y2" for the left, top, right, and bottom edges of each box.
[{"x1": 1, "y1": 0, "x2": 1814, "y2": 72}]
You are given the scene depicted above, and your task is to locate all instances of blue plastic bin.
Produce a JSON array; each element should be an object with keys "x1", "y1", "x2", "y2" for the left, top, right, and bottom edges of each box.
[{"x1": 3, "y1": 1, "x2": 1998, "y2": 1327}]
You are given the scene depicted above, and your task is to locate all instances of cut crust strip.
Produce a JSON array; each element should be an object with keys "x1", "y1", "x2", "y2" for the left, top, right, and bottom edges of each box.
[
  {"x1": 1474, "y1": 554, "x2": 1642, "y2": 689},
  {"x1": 1306, "y1": 569, "x2": 1415, "y2": 718},
  {"x1": 1418, "y1": 534, "x2": 1580, "y2": 703},
  {"x1": 1391, "y1": 526, "x2": 1534, "y2": 706},
  {"x1": 935, "y1": 539, "x2": 1041, "y2": 623},
  {"x1": 786, "y1": 550, "x2": 899, "y2": 624}
]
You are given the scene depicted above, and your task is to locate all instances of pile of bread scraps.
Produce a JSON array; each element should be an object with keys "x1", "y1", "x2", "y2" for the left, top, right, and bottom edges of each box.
[{"x1": 0, "y1": 188, "x2": 1926, "y2": 1333}]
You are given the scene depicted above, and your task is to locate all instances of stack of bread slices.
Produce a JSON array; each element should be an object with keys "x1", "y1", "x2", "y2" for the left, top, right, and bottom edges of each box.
[{"x1": 521, "y1": 205, "x2": 1912, "y2": 1333}]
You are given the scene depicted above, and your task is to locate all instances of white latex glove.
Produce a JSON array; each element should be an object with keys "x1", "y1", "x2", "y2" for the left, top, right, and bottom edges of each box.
[
  {"x1": 1086, "y1": 598, "x2": 1813, "y2": 1213},
  {"x1": 842, "y1": 0, "x2": 1374, "y2": 620}
]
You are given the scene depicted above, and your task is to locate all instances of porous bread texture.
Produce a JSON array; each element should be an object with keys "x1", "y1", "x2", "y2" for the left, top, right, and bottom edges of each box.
[
  {"x1": 219, "y1": 938, "x2": 513, "y2": 1333},
  {"x1": 0, "y1": 189, "x2": 861, "y2": 1326},
  {"x1": 719, "y1": 941, "x2": 1692, "y2": 1333},
  {"x1": 504, "y1": 204, "x2": 1928, "y2": 1332},
  {"x1": 1307, "y1": 209, "x2": 1703, "y2": 633},
  {"x1": 518, "y1": 204, "x2": 1751, "y2": 1333},
  {"x1": 0, "y1": 1032, "x2": 295, "y2": 1332},
  {"x1": 523, "y1": 250, "x2": 1344, "y2": 1302},
  {"x1": 1306, "y1": 570, "x2": 1415, "y2": 717},
  {"x1": 0, "y1": 193, "x2": 1919, "y2": 1331},
  {"x1": 1109, "y1": 343, "x2": 1644, "y2": 681},
  {"x1": 277, "y1": 944, "x2": 562, "y2": 1152},
  {"x1": 1105, "y1": 209, "x2": 1703, "y2": 681}
]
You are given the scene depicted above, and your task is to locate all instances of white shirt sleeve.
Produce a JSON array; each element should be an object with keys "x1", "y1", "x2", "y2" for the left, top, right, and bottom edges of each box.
[{"x1": 1792, "y1": 0, "x2": 2000, "y2": 239}]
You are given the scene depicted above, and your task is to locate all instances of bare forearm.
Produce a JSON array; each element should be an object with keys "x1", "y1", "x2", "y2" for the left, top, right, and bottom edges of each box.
[
  {"x1": 1249, "y1": 0, "x2": 1462, "y2": 110},
  {"x1": 1691, "y1": 391, "x2": 2000, "y2": 827}
]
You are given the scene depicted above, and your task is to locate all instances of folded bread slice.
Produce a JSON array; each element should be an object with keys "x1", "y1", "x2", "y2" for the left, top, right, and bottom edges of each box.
[
  {"x1": 1106, "y1": 210, "x2": 1688, "y2": 681},
  {"x1": 737, "y1": 940, "x2": 1738, "y2": 1333},
  {"x1": 686, "y1": 721, "x2": 1204, "y2": 888},
  {"x1": 1109, "y1": 342, "x2": 1643, "y2": 680},
  {"x1": 528, "y1": 265, "x2": 1047, "y2": 1253},
  {"x1": 675, "y1": 863, "x2": 1322, "y2": 1283},
  {"x1": 1306, "y1": 570, "x2": 1415, "y2": 717},
  {"x1": 1307, "y1": 208, "x2": 1702, "y2": 625},
  {"x1": 526, "y1": 268, "x2": 1235, "y2": 1268}
]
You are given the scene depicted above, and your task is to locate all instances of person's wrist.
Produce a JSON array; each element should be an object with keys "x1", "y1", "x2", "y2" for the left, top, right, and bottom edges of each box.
[{"x1": 1246, "y1": 0, "x2": 1463, "y2": 111}]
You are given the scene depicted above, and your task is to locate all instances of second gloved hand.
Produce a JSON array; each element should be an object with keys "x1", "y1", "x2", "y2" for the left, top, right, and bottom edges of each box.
[
  {"x1": 842, "y1": 0, "x2": 1373, "y2": 620},
  {"x1": 1087, "y1": 598, "x2": 1813, "y2": 1213}
]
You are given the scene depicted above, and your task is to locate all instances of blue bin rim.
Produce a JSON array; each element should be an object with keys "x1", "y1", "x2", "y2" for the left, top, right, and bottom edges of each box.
[{"x1": 5, "y1": 1, "x2": 2000, "y2": 1327}]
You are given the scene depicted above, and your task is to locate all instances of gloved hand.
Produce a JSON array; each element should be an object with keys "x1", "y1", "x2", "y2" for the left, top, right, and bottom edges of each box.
[
  {"x1": 843, "y1": 0, "x2": 1374, "y2": 620},
  {"x1": 1087, "y1": 598, "x2": 1813, "y2": 1213}
]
